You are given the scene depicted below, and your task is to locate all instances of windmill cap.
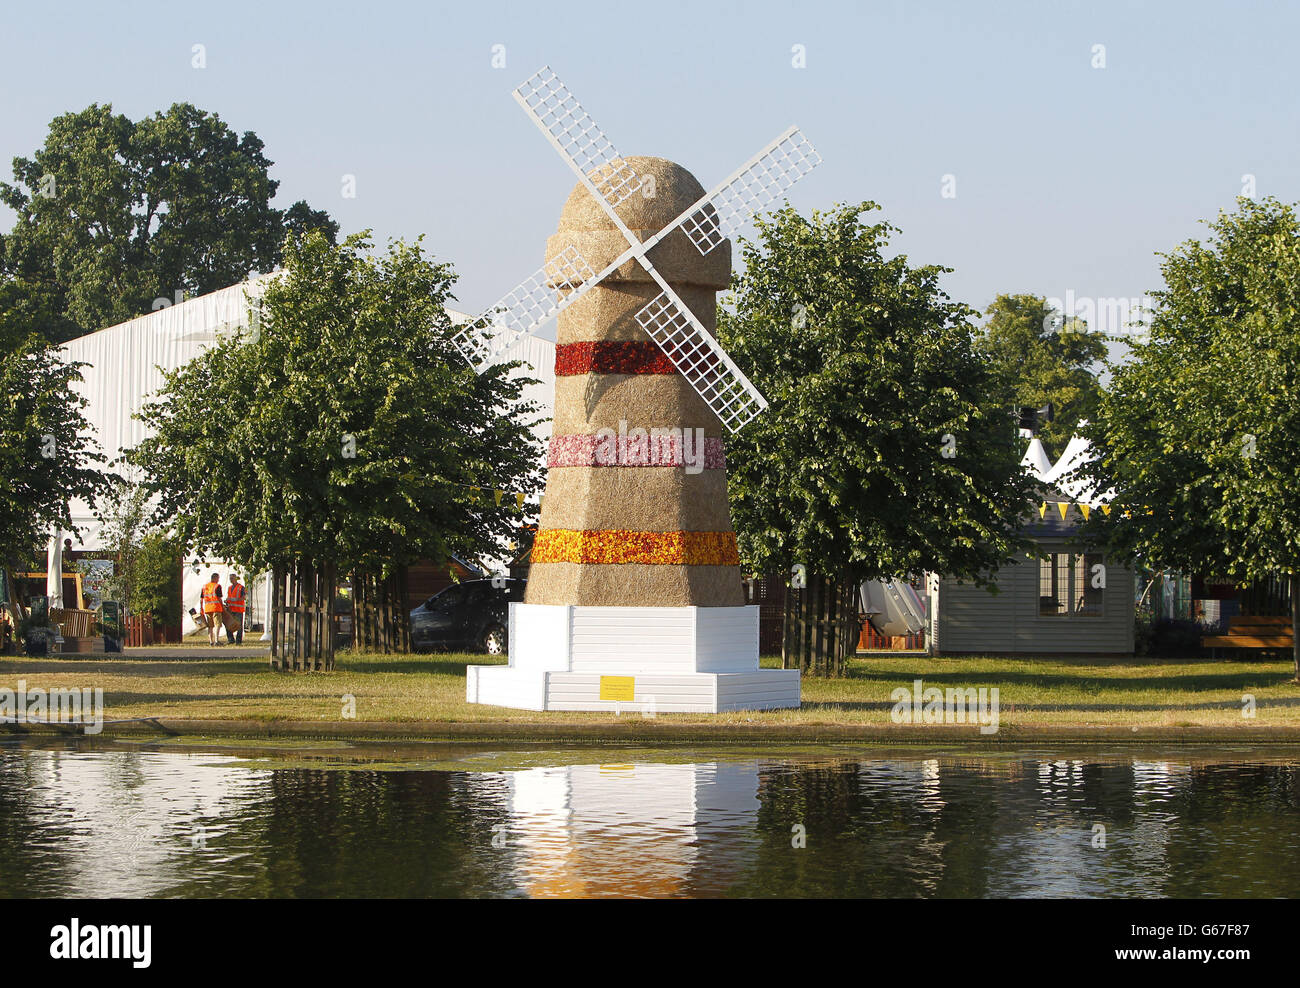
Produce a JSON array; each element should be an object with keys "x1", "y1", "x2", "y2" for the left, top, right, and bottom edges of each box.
[{"x1": 547, "y1": 156, "x2": 730, "y2": 289}]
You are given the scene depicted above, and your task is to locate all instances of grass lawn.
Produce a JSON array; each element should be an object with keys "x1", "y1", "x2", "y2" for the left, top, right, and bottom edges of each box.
[{"x1": 1, "y1": 650, "x2": 1298, "y2": 733}]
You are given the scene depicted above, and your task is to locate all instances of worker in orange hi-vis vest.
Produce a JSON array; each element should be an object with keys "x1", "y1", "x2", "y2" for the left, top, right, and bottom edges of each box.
[
  {"x1": 225, "y1": 574, "x2": 246, "y2": 645},
  {"x1": 200, "y1": 573, "x2": 224, "y2": 646}
]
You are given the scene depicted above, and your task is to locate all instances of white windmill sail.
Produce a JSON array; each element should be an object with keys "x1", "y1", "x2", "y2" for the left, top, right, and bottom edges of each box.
[
  {"x1": 512, "y1": 66, "x2": 644, "y2": 209},
  {"x1": 670, "y1": 127, "x2": 822, "y2": 256},
  {"x1": 451, "y1": 245, "x2": 596, "y2": 371},
  {"x1": 634, "y1": 288, "x2": 768, "y2": 432}
]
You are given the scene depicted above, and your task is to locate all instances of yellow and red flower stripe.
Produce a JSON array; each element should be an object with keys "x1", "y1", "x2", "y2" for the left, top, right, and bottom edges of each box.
[
  {"x1": 554, "y1": 341, "x2": 677, "y2": 376},
  {"x1": 532, "y1": 529, "x2": 740, "y2": 566}
]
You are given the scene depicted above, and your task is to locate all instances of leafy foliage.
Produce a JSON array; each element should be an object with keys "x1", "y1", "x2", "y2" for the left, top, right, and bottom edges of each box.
[
  {"x1": 1082, "y1": 197, "x2": 1300, "y2": 578},
  {"x1": 978, "y1": 293, "x2": 1106, "y2": 458},
  {"x1": 1134, "y1": 617, "x2": 1208, "y2": 658},
  {"x1": 82, "y1": 480, "x2": 152, "y2": 613},
  {"x1": 133, "y1": 531, "x2": 184, "y2": 629},
  {"x1": 1079, "y1": 197, "x2": 1300, "y2": 673},
  {"x1": 0, "y1": 334, "x2": 105, "y2": 568},
  {"x1": 0, "y1": 102, "x2": 337, "y2": 342},
  {"x1": 128, "y1": 230, "x2": 543, "y2": 580},
  {"x1": 717, "y1": 203, "x2": 1036, "y2": 588}
]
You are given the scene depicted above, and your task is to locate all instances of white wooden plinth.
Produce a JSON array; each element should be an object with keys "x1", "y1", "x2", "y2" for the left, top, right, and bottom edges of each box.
[{"x1": 466, "y1": 603, "x2": 800, "y2": 713}]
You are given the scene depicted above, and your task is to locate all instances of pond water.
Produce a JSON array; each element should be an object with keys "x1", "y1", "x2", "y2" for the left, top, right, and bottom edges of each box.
[{"x1": 1, "y1": 740, "x2": 1297, "y2": 898}]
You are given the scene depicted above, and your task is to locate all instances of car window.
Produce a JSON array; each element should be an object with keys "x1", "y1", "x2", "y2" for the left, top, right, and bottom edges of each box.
[
  {"x1": 478, "y1": 582, "x2": 524, "y2": 605},
  {"x1": 430, "y1": 585, "x2": 470, "y2": 612}
]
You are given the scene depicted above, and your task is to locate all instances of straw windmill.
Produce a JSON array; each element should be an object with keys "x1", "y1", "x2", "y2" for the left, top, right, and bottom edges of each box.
[{"x1": 458, "y1": 67, "x2": 818, "y2": 712}]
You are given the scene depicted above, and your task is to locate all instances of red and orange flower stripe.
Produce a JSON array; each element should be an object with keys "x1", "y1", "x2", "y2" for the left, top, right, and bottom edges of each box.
[
  {"x1": 532, "y1": 529, "x2": 740, "y2": 566},
  {"x1": 554, "y1": 341, "x2": 677, "y2": 376}
]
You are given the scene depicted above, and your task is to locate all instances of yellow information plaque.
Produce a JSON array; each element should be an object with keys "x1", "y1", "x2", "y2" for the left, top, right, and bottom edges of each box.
[{"x1": 599, "y1": 676, "x2": 636, "y2": 702}]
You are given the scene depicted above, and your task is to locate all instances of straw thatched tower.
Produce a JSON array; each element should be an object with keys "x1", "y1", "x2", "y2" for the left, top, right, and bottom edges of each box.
[{"x1": 525, "y1": 157, "x2": 744, "y2": 608}]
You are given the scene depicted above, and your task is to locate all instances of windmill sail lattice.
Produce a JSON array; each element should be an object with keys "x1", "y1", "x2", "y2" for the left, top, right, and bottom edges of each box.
[
  {"x1": 514, "y1": 66, "x2": 643, "y2": 210},
  {"x1": 634, "y1": 291, "x2": 767, "y2": 432},
  {"x1": 676, "y1": 127, "x2": 822, "y2": 255},
  {"x1": 451, "y1": 245, "x2": 597, "y2": 369}
]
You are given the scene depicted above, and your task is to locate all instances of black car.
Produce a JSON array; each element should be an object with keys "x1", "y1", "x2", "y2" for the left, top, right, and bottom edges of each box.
[{"x1": 410, "y1": 578, "x2": 525, "y2": 654}]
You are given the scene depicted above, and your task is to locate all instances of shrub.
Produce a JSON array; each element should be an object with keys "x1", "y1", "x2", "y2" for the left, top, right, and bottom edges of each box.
[
  {"x1": 1136, "y1": 617, "x2": 1207, "y2": 658},
  {"x1": 132, "y1": 532, "x2": 182, "y2": 629}
]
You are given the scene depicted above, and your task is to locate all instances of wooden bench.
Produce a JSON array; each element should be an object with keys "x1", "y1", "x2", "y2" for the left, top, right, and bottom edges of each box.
[
  {"x1": 50, "y1": 608, "x2": 96, "y2": 637},
  {"x1": 1202, "y1": 615, "x2": 1294, "y2": 652}
]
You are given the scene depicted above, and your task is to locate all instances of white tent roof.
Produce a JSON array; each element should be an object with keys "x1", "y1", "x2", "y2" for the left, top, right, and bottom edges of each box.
[
  {"x1": 61, "y1": 278, "x2": 554, "y2": 550},
  {"x1": 1021, "y1": 431, "x2": 1112, "y2": 506},
  {"x1": 1019, "y1": 437, "x2": 1053, "y2": 477}
]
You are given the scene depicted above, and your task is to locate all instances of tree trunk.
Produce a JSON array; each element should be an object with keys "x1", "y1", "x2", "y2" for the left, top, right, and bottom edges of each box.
[
  {"x1": 781, "y1": 580, "x2": 796, "y2": 670},
  {"x1": 324, "y1": 561, "x2": 337, "y2": 672},
  {"x1": 1292, "y1": 571, "x2": 1299, "y2": 683},
  {"x1": 270, "y1": 559, "x2": 337, "y2": 672},
  {"x1": 269, "y1": 565, "x2": 281, "y2": 670},
  {"x1": 783, "y1": 571, "x2": 860, "y2": 676}
]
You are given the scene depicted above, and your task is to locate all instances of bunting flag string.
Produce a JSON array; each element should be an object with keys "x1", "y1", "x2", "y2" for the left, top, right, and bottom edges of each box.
[
  {"x1": 451, "y1": 481, "x2": 541, "y2": 511},
  {"x1": 1036, "y1": 500, "x2": 1143, "y2": 520}
]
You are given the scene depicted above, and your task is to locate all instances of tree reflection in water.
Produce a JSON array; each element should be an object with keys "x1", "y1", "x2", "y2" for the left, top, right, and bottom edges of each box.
[{"x1": 1, "y1": 744, "x2": 1297, "y2": 898}]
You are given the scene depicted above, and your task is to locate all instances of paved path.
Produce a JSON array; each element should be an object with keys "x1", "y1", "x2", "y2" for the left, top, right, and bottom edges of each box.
[{"x1": 121, "y1": 646, "x2": 271, "y2": 660}]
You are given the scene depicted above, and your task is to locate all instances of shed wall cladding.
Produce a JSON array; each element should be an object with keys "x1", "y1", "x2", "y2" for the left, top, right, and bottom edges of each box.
[{"x1": 934, "y1": 539, "x2": 1134, "y2": 655}]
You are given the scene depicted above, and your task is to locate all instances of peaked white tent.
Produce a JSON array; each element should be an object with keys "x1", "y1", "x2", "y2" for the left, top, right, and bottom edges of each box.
[
  {"x1": 1019, "y1": 434, "x2": 1054, "y2": 478},
  {"x1": 1025, "y1": 429, "x2": 1112, "y2": 506},
  {"x1": 62, "y1": 275, "x2": 276, "y2": 546}
]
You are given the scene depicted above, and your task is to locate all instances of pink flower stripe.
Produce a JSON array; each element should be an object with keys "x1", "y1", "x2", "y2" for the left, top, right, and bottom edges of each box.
[{"x1": 548, "y1": 433, "x2": 726, "y2": 469}]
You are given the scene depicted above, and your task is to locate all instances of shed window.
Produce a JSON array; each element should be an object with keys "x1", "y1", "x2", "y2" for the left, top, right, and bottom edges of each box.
[{"x1": 1039, "y1": 553, "x2": 1104, "y2": 617}]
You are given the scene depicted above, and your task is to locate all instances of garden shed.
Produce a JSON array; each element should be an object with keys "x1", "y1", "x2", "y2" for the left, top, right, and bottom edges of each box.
[{"x1": 927, "y1": 434, "x2": 1135, "y2": 656}]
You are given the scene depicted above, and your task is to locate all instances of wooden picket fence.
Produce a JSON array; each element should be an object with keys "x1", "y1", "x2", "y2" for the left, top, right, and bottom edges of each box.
[
  {"x1": 270, "y1": 562, "x2": 337, "y2": 672},
  {"x1": 124, "y1": 613, "x2": 154, "y2": 647},
  {"x1": 269, "y1": 561, "x2": 412, "y2": 672},
  {"x1": 352, "y1": 567, "x2": 410, "y2": 653},
  {"x1": 782, "y1": 575, "x2": 861, "y2": 676}
]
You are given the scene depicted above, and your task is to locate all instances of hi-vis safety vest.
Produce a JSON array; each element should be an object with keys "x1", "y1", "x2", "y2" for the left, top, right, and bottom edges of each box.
[
  {"x1": 226, "y1": 583, "x2": 246, "y2": 614},
  {"x1": 201, "y1": 581, "x2": 223, "y2": 613}
]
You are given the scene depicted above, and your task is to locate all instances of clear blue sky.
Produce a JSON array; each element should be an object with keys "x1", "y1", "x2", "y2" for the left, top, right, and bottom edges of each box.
[{"x1": 2, "y1": 0, "x2": 1297, "y2": 341}]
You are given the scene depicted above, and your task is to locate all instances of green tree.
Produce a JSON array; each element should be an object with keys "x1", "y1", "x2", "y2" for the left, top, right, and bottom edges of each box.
[
  {"x1": 0, "y1": 102, "x2": 337, "y2": 343},
  {"x1": 0, "y1": 334, "x2": 105, "y2": 569},
  {"x1": 978, "y1": 293, "x2": 1106, "y2": 459},
  {"x1": 134, "y1": 531, "x2": 183, "y2": 630},
  {"x1": 86, "y1": 480, "x2": 151, "y2": 614},
  {"x1": 717, "y1": 203, "x2": 1036, "y2": 674},
  {"x1": 1080, "y1": 197, "x2": 1300, "y2": 678},
  {"x1": 128, "y1": 231, "x2": 542, "y2": 649}
]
